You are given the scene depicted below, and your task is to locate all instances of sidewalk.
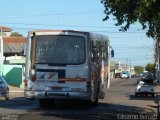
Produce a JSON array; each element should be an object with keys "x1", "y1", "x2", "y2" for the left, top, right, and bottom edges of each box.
[
  {"x1": 8, "y1": 85, "x2": 24, "y2": 97},
  {"x1": 155, "y1": 84, "x2": 160, "y2": 93},
  {"x1": 154, "y1": 84, "x2": 160, "y2": 115}
]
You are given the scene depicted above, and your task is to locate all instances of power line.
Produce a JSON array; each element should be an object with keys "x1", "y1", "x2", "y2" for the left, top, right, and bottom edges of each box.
[
  {"x1": 0, "y1": 21, "x2": 148, "y2": 34},
  {"x1": 0, "y1": 10, "x2": 103, "y2": 17},
  {"x1": 0, "y1": 22, "x2": 145, "y2": 30},
  {"x1": 0, "y1": 10, "x2": 104, "y2": 20}
]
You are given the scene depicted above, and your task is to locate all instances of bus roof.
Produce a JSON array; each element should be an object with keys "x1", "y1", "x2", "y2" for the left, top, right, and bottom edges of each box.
[
  {"x1": 29, "y1": 30, "x2": 87, "y2": 34},
  {"x1": 28, "y1": 30, "x2": 109, "y2": 41}
]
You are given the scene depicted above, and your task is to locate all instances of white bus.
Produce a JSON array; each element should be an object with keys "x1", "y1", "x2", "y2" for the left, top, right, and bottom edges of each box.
[{"x1": 24, "y1": 30, "x2": 114, "y2": 106}]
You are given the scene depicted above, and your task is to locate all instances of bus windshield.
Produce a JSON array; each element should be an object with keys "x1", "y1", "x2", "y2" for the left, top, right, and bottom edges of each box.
[{"x1": 35, "y1": 35, "x2": 85, "y2": 65}]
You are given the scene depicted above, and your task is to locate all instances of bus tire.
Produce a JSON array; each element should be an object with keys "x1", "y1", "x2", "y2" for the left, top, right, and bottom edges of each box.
[
  {"x1": 151, "y1": 93, "x2": 155, "y2": 98},
  {"x1": 48, "y1": 99, "x2": 55, "y2": 106},
  {"x1": 99, "y1": 91, "x2": 105, "y2": 99},
  {"x1": 91, "y1": 94, "x2": 99, "y2": 106},
  {"x1": 88, "y1": 97, "x2": 98, "y2": 106},
  {"x1": 39, "y1": 99, "x2": 47, "y2": 107},
  {"x1": 92, "y1": 95, "x2": 99, "y2": 106},
  {"x1": 90, "y1": 83, "x2": 99, "y2": 106}
]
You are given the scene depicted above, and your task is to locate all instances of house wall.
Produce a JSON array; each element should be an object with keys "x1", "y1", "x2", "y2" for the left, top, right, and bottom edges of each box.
[
  {"x1": 3, "y1": 64, "x2": 24, "y2": 88},
  {"x1": 3, "y1": 32, "x2": 11, "y2": 37}
]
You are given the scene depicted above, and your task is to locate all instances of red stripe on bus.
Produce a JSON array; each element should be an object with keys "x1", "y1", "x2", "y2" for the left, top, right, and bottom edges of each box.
[{"x1": 59, "y1": 78, "x2": 87, "y2": 82}]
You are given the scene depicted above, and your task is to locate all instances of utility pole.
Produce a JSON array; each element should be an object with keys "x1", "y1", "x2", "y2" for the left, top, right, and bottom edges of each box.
[
  {"x1": 126, "y1": 58, "x2": 128, "y2": 71},
  {"x1": 1, "y1": 26, "x2": 2, "y2": 36},
  {"x1": 0, "y1": 26, "x2": 3, "y2": 76},
  {"x1": 130, "y1": 60, "x2": 132, "y2": 76},
  {"x1": 154, "y1": 29, "x2": 160, "y2": 83},
  {"x1": 130, "y1": 60, "x2": 131, "y2": 71}
]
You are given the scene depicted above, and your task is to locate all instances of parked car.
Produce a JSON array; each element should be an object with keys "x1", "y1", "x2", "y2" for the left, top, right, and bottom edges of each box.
[
  {"x1": 131, "y1": 74, "x2": 140, "y2": 78},
  {"x1": 121, "y1": 72, "x2": 128, "y2": 79},
  {"x1": 115, "y1": 73, "x2": 121, "y2": 78},
  {"x1": 135, "y1": 72, "x2": 155, "y2": 97},
  {"x1": 135, "y1": 81, "x2": 155, "y2": 97},
  {"x1": 0, "y1": 76, "x2": 9, "y2": 100}
]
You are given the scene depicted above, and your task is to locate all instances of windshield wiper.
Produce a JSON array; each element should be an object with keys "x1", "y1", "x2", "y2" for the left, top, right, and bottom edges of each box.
[
  {"x1": 48, "y1": 63, "x2": 67, "y2": 66},
  {"x1": 35, "y1": 62, "x2": 67, "y2": 66}
]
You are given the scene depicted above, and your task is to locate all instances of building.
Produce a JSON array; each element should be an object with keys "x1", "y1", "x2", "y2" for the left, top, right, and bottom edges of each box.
[
  {"x1": 110, "y1": 60, "x2": 135, "y2": 78},
  {"x1": 3, "y1": 37, "x2": 27, "y2": 64},
  {"x1": 2, "y1": 36, "x2": 27, "y2": 88},
  {"x1": 110, "y1": 60, "x2": 121, "y2": 78},
  {"x1": 0, "y1": 26, "x2": 12, "y2": 36},
  {"x1": 121, "y1": 64, "x2": 135, "y2": 75}
]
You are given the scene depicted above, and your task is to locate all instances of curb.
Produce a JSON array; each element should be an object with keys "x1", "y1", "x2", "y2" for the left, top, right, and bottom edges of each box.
[{"x1": 9, "y1": 91, "x2": 24, "y2": 93}]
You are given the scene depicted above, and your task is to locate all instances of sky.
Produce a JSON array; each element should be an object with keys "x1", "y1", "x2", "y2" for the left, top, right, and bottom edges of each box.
[{"x1": 0, "y1": 0, "x2": 154, "y2": 67}]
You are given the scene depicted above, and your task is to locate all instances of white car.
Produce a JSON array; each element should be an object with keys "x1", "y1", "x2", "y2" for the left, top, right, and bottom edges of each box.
[
  {"x1": 121, "y1": 72, "x2": 128, "y2": 79},
  {"x1": 0, "y1": 76, "x2": 9, "y2": 100},
  {"x1": 135, "y1": 81, "x2": 154, "y2": 97}
]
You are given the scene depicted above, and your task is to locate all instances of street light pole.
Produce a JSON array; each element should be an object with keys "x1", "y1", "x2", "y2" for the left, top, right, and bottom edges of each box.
[
  {"x1": 0, "y1": 26, "x2": 3, "y2": 76},
  {"x1": 0, "y1": 37, "x2": 3, "y2": 76}
]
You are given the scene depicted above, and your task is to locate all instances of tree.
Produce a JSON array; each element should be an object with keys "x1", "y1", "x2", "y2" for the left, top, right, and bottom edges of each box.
[
  {"x1": 10, "y1": 32, "x2": 23, "y2": 37},
  {"x1": 101, "y1": 0, "x2": 160, "y2": 39},
  {"x1": 145, "y1": 63, "x2": 155, "y2": 74},
  {"x1": 134, "y1": 66, "x2": 144, "y2": 75}
]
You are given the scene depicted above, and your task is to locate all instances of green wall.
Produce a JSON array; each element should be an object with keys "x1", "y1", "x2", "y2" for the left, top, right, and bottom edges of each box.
[{"x1": 3, "y1": 65, "x2": 23, "y2": 87}]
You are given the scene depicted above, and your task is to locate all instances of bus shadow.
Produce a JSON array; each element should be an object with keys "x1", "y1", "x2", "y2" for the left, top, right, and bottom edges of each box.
[
  {"x1": 37, "y1": 102, "x2": 156, "y2": 120},
  {"x1": 0, "y1": 97, "x2": 157, "y2": 120},
  {"x1": 129, "y1": 95, "x2": 155, "y2": 101},
  {"x1": 0, "y1": 97, "x2": 39, "y2": 110}
]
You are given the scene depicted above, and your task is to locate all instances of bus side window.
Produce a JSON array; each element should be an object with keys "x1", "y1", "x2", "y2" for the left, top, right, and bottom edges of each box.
[
  {"x1": 102, "y1": 46, "x2": 105, "y2": 59},
  {"x1": 102, "y1": 42, "x2": 107, "y2": 59},
  {"x1": 96, "y1": 41, "x2": 102, "y2": 64},
  {"x1": 90, "y1": 41, "x2": 93, "y2": 62},
  {"x1": 90, "y1": 41, "x2": 97, "y2": 63}
]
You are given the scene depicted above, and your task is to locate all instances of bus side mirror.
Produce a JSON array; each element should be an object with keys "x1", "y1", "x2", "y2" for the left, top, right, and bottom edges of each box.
[{"x1": 111, "y1": 50, "x2": 114, "y2": 57}]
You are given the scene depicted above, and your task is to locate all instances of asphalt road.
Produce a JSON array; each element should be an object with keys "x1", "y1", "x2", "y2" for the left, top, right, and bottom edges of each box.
[{"x1": 0, "y1": 78, "x2": 158, "y2": 120}]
